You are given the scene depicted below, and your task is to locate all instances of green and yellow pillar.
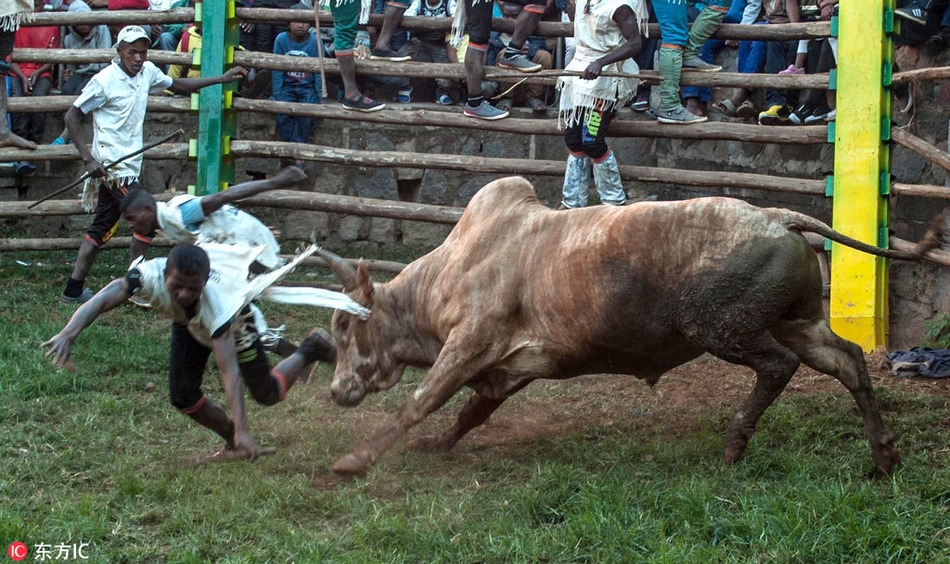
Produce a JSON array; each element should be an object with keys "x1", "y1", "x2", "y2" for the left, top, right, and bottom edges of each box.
[
  {"x1": 829, "y1": 0, "x2": 894, "y2": 351},
  {"x1": 190, "y1": 0, "x2": 239, "y2": 196}
]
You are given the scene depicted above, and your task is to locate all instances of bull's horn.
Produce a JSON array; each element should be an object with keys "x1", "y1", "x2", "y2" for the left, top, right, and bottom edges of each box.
[{"x1": 314, "y1": 246, "x2": 359, "y2": 290}]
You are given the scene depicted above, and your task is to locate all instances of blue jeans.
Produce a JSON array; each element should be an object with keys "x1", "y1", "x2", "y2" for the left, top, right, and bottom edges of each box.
[{"x1": 273, "y1": 81, "x2": 320, "y2": 144}]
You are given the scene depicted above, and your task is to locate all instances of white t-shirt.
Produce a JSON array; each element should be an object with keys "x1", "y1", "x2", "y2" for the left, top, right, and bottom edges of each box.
[
  {"x1": 557, "y1": 0, "x2": 647, "y2": 127},
  {"x1": 73, "y1": 60, "x2": 174, "y2": 182},
  {"x1": 156, "y1": 195, "x2": 284, "y2": 270}
]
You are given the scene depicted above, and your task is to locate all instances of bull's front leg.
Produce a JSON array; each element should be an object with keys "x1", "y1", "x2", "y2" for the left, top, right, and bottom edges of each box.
[{"x1": 332, "y1": 345, "x2": 495, "y2": 476}]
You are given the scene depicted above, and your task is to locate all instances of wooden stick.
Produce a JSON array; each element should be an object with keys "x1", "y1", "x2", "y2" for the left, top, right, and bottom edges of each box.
[
  {"x1": 891, "y1": 128, "x2": 950, "y2": 174},
  {"x1": 27, "y1": 129, "x2": 184, "y2": 208}
]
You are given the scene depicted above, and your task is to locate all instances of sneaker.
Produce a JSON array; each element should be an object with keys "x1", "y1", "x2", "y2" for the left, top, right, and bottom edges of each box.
[
  {"x1": 342, "y1": 96, "x2": 385, "y2": 113},
  {"x1": 656, "y1": 105, "x2": 707, "y2": 124},
  {"x1": 778, "y1": 64, "x2": 805, "y2": 75},
  {"x1": 436, "y1": 93, "x2": 454, "y2": 105},
  {"x1": 463, "y1": 100, "x2": 509, "y2": 120},
  {"x1": 370, "y1": 47, "x2": 411, "y2": 62},
  {"x1": 396, "y1": 86, "x2": 412, "y2": 103},
  {"x1": 804, "y1": 105, "x2": 833, "y2": 124},
  {"x1": 631, "y1": 96, "x2": 650, "y2": 111},
  {"x1": 789, "y1": 104, "x2": 813, "y2": 125},
  {"x1": 15, "y1": 161, "x2": 36, "y2": 176},
  {"x1": 682, "y1": 56, "x2": 721, "y2": 72},
  {"x1": 895, "y1": 1, "x2": 928, "y2": 25},
  {"x1": 758, "y1": 104, "x2": 792, "y2": 125},
  {"x1": 498, "y1": 52, "x2": 542, "y2": 73},
  {"x1": 60, "y1": 288, "x2": 94, "y2": 304}
]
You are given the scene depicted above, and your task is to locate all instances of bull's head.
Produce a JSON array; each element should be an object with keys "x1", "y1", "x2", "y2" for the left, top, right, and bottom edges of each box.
[{"x1": 316, "y1": 248, "x2": 406, "y2": 407}]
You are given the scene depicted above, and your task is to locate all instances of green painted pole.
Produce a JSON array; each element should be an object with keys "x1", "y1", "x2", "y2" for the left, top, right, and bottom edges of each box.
[{"x1": 192, "y1": 0, "x2": 238, "y2": 195}]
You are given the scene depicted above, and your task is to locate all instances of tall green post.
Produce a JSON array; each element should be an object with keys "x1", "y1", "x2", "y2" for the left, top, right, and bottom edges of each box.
[{"x1": 191, "y1": 0, "x2": 239, "y2": 195}]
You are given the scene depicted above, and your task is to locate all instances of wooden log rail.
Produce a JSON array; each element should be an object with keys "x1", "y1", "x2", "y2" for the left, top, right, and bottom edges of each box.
[
  {"x1": 24, "y1": 8, "x2": 830, "y2": 42},
  {"x1": 0, "y1": 95, "x2": 829, "y2": 146},
  {"x1": 12, "y1": 48, "x2": 831, "y2": 90}
]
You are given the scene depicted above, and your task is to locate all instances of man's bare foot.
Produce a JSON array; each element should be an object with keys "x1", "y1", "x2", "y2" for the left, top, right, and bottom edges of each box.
[
  {"x1": 0, "y1": 130, "x2": 36, "y2": 150},
  {"x1": 195, "y1": 445, "x2": 276, "y2": 464},
  {"x1": 273, "y1": 164, "x2": 308, "y2": 188},
  {"x1": 685, "y1": 98, "x2": 707, "y2": 118}
]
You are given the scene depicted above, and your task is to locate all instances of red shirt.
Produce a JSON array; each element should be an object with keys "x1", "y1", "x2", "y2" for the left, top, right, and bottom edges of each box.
[
  {"x1": 13, "y1": 25, "x2": 60, "y2": 79},
  {"x1": 108, "y1": 0, "x2": 150, "y2": 8}
]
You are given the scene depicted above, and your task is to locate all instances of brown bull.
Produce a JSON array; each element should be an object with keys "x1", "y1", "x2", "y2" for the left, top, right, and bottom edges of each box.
[{"x1": 317, "y1": 177, "x2": 906, "y2": 476}]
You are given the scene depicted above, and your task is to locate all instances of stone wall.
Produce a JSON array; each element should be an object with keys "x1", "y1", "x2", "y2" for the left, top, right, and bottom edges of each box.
[{"x1": 2, "y1": 44, "x2": 950, "y2": 347}]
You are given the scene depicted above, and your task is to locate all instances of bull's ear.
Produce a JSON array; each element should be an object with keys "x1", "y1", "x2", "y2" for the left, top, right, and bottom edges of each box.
[{"x1": 356, "y1": 259, "x2": 375, "y2": 307}]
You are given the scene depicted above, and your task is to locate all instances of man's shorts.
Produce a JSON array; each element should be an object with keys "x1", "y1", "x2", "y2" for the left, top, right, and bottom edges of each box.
[
  {"x1": 330, "y1": 0, "x2": 361, "y2": 55},
  {"x1": 85, "y1": 179, "x2": 142, "y2": 247}
]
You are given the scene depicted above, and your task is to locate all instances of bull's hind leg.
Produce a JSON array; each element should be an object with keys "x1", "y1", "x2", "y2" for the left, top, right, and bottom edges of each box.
[
  {"x1": 704, "y1": 334, "x2": 801, "y2": 466},
  {"x1": 406, "y1": 392, "x2": 507, "y2": 452},
  {"x1": 775, "y1": 320, "x2": 900, "y2": 475}
]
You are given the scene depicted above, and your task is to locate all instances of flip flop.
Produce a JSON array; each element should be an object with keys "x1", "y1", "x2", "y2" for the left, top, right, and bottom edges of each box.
[
  {"x1": 736, "y1": 100, "x2": 758, "y2": 120},
  {"x1": 710, "y1": 99, "x2": 737, "y2": 117}
]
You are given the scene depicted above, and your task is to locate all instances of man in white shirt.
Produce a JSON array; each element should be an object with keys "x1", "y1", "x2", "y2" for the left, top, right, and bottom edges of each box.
[
  {"x1": 44, "y1": 243, "x2": 367, "y2": 461},
  {"x1": 60, "y1": 25, "x2": 247, "y2": 304}
]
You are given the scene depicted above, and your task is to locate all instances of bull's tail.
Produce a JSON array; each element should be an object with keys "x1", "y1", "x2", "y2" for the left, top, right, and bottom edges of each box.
[{"x1": 767, "y1": 208, "x2": 918, "y2": 261}]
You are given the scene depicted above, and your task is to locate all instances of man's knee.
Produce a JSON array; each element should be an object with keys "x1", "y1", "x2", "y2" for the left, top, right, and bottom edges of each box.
[{"x1": 173, "y1": 392, "x2": 205, "y2": 413}]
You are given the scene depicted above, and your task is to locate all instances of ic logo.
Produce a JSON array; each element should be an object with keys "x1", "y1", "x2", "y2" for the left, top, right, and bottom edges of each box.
[{"x1": 7, "y1": 542, "x2": 27, "y2": 561}]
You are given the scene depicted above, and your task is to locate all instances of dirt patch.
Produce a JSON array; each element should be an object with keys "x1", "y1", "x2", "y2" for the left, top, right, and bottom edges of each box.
[{"x1": 415, "y1": 351, "x2": 950, "y2": 459}]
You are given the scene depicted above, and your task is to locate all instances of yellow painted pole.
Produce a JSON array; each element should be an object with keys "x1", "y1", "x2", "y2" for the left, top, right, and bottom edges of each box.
[{"x1": 829, "y1": 0, "x2": 893, "y2": 351}]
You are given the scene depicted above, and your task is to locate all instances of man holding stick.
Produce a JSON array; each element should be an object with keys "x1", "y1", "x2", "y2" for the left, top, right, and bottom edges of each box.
[{"x1": 60, "y1": 25, "x2": 247, "y2": 304}]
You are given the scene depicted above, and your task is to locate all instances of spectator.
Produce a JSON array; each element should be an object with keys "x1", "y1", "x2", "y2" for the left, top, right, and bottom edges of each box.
[
  {"x1": 60, "y1": 0, "x2": 112, "y2": 96},
  {"x1": 757, "y1": 0, "x2": 821, "y2": 125},
  {"x1": 371, "y1": 0, "x2": 413, "y2": 61},
  {"x1": 406, "y1": 0, "x2": 459, "y2": 104},
  {"x1": 895, "y1": 0, "x2": 950, "y2": 47},
  {"x1": 58, "y1": 25, "x2": 246, "y2": 304},
  {"x1": 556, "y1": 0, "x2": 645, "y2": 209},
  {"x1": 330, "y1": 0, "x2": 385, "y2": 111},
  {"x1": 653, "y1": 0, "x2": 728, "y2": 124},
  {"x1": 487, "y1": 1, "x2": 553, "y2": 112},
  {"x1": 0, "y1": 0, "x2": 37, "y2": 150},
  {"x1": 788, "y1": 0, "x2": 835, "y2": 124},
  {"x1": 272, "y1": 4, "x2": 323, "y2": 155},
  {"x1": 682, "y1": 0, "x2": 754, "y2": 117},
  {"x1": 167, "y1": 23, "x2": 202, "y2": 79},
  {"x1": 362, "y1": 0, "x2": 413, "y2": 101},
  {"x1": 87, "y1": 0, "x2": 154, "y2": 42},
  {"x1": 155, "y1": 0, "x2": 193, "y2": 52},
  {"x1": 709, "y1": 0, "x2": 765, "y2": 120},
  {"x1": 8, "y1": 0, "x2": 59, "y2": 176}
]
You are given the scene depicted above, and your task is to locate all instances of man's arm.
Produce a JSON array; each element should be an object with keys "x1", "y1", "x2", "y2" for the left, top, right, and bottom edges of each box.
[
  {"x1": 211, "y1": 329, "x2": 260, "y2": 458},
  {"x1": 198, "y1": 165, "x2": 307, "y2": 216},
  {"x1": 42, "y1": 277, "x2": 133, "y2": 369},
  {"x1": 166, "y1": 66, "x2": 249, "y2": 95},
  {"x1": 64, "y1": 105, "x2": 108, "y2": 179}
]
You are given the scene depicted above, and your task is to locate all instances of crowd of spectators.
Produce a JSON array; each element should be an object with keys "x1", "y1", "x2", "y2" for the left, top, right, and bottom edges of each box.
[{"x1": 5, "y1": 0, "x2": 936, "y2": 171}]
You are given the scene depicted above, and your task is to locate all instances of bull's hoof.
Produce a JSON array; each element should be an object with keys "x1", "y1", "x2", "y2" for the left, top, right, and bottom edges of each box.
[
  {"x1": 723, "y1": 438, "x2": 748, "y2": 466},
  {"x1": 871, "y1": 445, "x2": 901, "y2": 478},
  {"x1": 406, "y1": 434, "x2": 452, "y2": 453},
  {"x1": 332, "y1": 452, "x2": 371, "y2": 476}
]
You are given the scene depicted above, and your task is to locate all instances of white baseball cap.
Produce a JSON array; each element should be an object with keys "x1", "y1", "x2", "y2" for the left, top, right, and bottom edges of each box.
[{"x1": 116, "y1": 25, "x2": 150, "y2": 46}]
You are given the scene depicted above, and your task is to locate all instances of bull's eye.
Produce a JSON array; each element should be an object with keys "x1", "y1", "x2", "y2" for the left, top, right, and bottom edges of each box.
[{"x1": 338, "y1": 319, "x2": 349, "y2": 335}]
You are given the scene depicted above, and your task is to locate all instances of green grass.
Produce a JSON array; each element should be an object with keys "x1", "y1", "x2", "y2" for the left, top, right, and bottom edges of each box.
[{"x1": 3, "y1": 249, "x2": 950, "y2": 563}]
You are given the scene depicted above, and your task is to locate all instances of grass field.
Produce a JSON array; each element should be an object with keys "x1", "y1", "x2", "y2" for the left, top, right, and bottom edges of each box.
[{"x1": 3, "y1": 248, "x2": 950, "y2": 563}]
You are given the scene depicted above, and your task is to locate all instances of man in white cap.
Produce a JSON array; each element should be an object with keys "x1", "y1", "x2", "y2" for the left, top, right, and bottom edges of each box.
[{"x1": 60, "y1": 25, "x2": 247, "y2": 304}]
